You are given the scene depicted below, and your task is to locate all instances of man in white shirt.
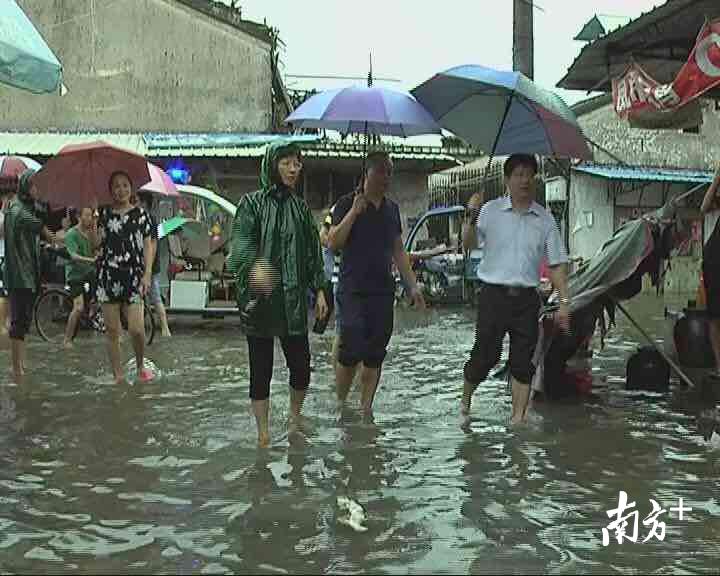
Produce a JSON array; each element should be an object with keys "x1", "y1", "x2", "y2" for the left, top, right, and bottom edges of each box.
[{"x1": 461, "y1": 154, "x2": 570, "y2": 426}]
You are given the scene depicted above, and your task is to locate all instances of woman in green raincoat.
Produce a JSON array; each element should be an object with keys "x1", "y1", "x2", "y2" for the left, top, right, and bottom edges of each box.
[
  {"x1": 4, "y1": 170, "x2": 55, "y2": 382},
  {"x1": 228, "y1": 141, "x2": 328, "y2": 448}
]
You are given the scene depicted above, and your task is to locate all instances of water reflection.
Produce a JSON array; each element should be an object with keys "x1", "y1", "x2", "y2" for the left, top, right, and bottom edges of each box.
[{"x1": 0, "y1": 296, "x2": 718, "y2": 573}]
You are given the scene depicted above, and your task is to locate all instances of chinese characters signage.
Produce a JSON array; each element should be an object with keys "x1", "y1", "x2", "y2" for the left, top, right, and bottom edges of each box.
[{"x1": 612, "y1": 19, "x2": 720, "y2": 120}]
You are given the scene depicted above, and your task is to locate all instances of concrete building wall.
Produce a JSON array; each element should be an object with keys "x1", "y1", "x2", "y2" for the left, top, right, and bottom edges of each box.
[
  {"x1": 573, "y1": 99, "x2": 720, "y2": 293},
  {"x1": 570, "y1": 174, "x2": 706, "y2": 292},
  {"x1": 569, "y1": 173, "x2": 614, "y2": 261},
  {"x1": 578, "y1": 99, "x2": 720, "y2": 170},
  {"x1": 1, "y1": 0, "x2": 272, "y2": 132}
]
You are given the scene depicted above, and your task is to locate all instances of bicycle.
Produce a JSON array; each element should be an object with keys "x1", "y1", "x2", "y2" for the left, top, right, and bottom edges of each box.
[{"x1": 34, "y1": 246, "x2": 155, "y2": 345}]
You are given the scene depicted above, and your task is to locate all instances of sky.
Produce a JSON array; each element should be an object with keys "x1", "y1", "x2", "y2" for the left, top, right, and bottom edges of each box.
[{"x1": 232, "y1": 0, "x2": 662, "y2": 104}]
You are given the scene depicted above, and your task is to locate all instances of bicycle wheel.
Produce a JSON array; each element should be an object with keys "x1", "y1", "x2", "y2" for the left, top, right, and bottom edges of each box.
[
  {"x1": 35, "y1": 289, "x2": 73, "y2": 343},
  {"x1": 143, "y1": 302, "x2": 155, "y2": 346}
]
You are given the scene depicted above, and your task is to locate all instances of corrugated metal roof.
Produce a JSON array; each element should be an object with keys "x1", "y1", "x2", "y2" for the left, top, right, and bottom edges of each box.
[
  {"x1": 0, "y1": 132, "x2": 147, "y2": 155},
  {"x1": 144, "y1": 133, "x2": 321, "y2": 150},
  {"x1": 303, "y1": 148, "x2": 457, "y2": 162},
  {"x1": 558, "y1": 0, "x2": 719, "y2": 92},
  {"x1": 0, "y1": 131, "x2": 458, "y2": 163},
  {"x1": 573, "y1": 164, "x2": 715, "y2": 183},
  {"x1": 147, "y1": 146, "x2": 268, "y2": 158}
]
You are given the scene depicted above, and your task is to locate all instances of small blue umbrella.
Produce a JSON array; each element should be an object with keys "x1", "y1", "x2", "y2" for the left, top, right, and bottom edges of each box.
[
  {"x1": 412, "y1": 65, "x2": 592, "y2": 160},
  {"x1": 285, "y1": 85, "x2": 441, "y2": 137},
  {"x1": 0, "y1": 0, "x2": 62, "y2": 94}
]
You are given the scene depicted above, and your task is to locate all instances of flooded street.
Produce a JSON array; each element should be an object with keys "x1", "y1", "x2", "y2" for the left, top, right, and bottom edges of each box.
[{"x1": 1, "y1": 294, "x2": 719, "y2": 574}]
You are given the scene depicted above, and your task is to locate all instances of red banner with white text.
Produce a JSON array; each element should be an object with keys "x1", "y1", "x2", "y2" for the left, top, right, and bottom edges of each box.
[{"x1": 612, "y1": 18, "x2": 720, "y2": 119}]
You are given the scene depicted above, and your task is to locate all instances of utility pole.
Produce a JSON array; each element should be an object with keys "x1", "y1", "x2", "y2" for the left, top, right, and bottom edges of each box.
[{"x1": 513, "y1": 0, "x2": 534, "y2": 79}]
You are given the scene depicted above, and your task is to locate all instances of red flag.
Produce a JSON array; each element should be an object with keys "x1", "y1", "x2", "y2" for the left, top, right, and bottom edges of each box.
[{"x1": 612, "y1": 18, "x2": 720, "y2": 118}]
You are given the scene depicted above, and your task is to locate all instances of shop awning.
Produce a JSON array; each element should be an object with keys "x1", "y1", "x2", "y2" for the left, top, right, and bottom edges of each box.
[{"x1": 573, "y1": 163, "x2": 715, "y2": 184}]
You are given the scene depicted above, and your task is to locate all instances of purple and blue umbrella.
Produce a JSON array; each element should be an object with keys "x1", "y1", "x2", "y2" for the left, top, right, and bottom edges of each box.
[
  {"x1": 412, "y1": 64, "x2": 592, "y2": 160},
  {"x1": 285, "y1": 85, "x2": 441, "y2": 137}
]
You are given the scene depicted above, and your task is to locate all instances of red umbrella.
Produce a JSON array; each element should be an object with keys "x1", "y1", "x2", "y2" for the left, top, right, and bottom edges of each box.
[
  {"x1": 32, "y1": 141, "x2": 151, "y2": 208},
  {"x1": 0, "y1": 155, "x2": 42, "y2": 191},
  {"x1": 140, "y1": 162, "x2": 179, "y2": 197}
]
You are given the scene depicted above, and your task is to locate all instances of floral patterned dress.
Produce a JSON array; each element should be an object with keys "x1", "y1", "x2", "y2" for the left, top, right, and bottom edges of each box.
[{"x1": 96, "y1": 206, "x2": 152, "y2": 304}]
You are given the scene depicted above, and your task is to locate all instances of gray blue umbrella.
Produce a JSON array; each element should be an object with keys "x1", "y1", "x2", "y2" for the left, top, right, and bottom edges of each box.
[
  {"x1": 285, "y1": 85, "x2": 441, "y2": 137},
  {"x1": 0, "y1": 0, "x2": 62, "y2": 93},
  {"x1": 412, "y1": 65, "x2": 592, "y2": 160}
]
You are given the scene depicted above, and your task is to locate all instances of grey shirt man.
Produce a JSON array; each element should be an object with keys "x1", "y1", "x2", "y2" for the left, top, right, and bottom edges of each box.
[{"x1": 475, "y1": 196, "x2": 568, "y2": 287}]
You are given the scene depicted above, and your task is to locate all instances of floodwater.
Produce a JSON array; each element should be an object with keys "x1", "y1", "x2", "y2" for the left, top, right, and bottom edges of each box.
[{"x1": 0, "y1": 294, "x2": 718, "y2": 574}]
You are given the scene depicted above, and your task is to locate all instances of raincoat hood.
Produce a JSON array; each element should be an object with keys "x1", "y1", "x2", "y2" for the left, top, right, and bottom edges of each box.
[
  {"x1": 260, "y1": 141, "x2": 301, "y2": 192},
  {"x1": 17, "y1": 168, "x2": 37, "y2": 205},
  {"x1": 228, "y1": 141, "x2": 327, "y2": 338}
]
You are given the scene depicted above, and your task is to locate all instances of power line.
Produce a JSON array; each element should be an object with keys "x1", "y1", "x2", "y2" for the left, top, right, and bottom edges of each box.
[{"x1": 286, "y1": 74, "x2": 401, "y2": 83}]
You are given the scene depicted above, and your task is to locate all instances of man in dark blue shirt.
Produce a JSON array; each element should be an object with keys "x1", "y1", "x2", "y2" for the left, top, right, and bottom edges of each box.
[{"x1": 328, "y1": 151, "x2": 425, "y2": 416}]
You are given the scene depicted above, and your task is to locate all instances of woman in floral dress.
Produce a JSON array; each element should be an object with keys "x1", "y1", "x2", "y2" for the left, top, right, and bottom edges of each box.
[{"x1": 96, "y1": 171, "x2": 154, "y2": 384}]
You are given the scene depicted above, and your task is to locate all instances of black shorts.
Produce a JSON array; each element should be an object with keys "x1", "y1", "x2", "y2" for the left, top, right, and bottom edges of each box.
[
  {"x1": 8, "y1": 289, "x2": 35, "y2": 340},
  {"x1": 337, "y1": 291, "x2": 394, "y2": 368},
  {"x1": 703, "y1": 260, "x2": 720, "y2": 319},
  {"x1": 69, "y1": 278, "x2": 94, "y2": 300}
]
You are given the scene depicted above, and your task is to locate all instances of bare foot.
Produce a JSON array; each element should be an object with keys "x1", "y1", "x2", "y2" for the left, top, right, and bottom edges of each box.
[
  {"x1": 138, "y1": 368, "x2": 155, "y2": 383},
  {"x1": 288, "y1": 414, "x2": 306, "y2": 436},
  {"x1": 509, "y1": 413, "x2": 525, "y2": 426},
  {"x1": 361, "y1": 409, "x2": 375, "y2": 424},
  {"x1": 257, "y1": 433, "x2": 270, "y2": 449},
  {"x1": 114, "y1": 374, "x2": 126, "y2": 385},
  {"x1": 63, "y1": 340, "x2": 74, "y2": 350}
]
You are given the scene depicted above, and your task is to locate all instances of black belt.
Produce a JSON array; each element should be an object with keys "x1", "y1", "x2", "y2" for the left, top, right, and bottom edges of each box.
[{"x1": 483, "y1": 283, "x2": 537, "y2": 297}]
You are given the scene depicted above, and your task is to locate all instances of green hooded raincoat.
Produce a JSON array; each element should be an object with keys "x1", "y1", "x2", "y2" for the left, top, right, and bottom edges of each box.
[
  {"x1": 3, "y1": 170, "x2": 44, "y2": 293},
  {"x1": 228, "y1": 142, "x2": 326, "y2": 338}
]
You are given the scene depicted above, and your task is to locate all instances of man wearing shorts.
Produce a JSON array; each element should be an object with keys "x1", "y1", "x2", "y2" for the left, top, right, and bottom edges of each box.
[
  {"x1": 328, "y1": 151, "x2": 425, "y2": 416},
  {"x1": 701, "y1": 165, "x2": 720, "y2": 376},
  {"x1": 63, "y1": 207, "x2": 98, "y2": 348}
]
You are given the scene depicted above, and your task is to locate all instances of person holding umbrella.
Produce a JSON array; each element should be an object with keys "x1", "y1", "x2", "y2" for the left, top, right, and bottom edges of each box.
[
  {"x1": 3, "y1": 170, "x2": 55, "y2": 381},
  {"x1": 461, "y1": 154, "x2": 570, "y2": 427},
  {"x1": 228, "y1": 141, "x2": 328, "y2": 448},
  {"x1": 328, "y1": 150, "x2": 425, "y2": 417},
  {"x1": 96, "y1": 171, "x2": 155, "y2": 384}
]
